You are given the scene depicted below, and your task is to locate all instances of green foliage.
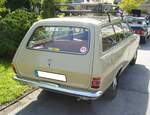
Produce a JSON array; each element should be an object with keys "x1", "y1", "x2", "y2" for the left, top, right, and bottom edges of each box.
[
  {"x1": 0, "y1": 0, "x2": 9, "y2": 17},
  {"x1": 145, "y1": 0, "x2": 150, "y2": 3},
  {"x1": 0, "y1": 59, "x2": 31, "y2": 104},
  {"x1": 118, "y1": 0, "x2": 145, "y2": 13},
  {"x1": 0, "y1": 9, "x2": 37, "y2": 57},
  {"x1": 31, "y1": 0, "x2": 42, "y2": 4},
  {"x1": 0, "y1": 0, "x2": 6, "y2": 6},
  {"x1": 6, "y1": 0, "x2": 31, "y2": 11},
  {"x1": 0, "y1": 7, "x2": 9, "y2": 17},
  {"x1": 41, "y1": 0, "x2": 55, "y2": 18},
  {"x1": 41, "y1": 0, "x2": 72, "y2": 18},
  {"x1": 30, "y1": 0, "x2": 42, "y2": 12}
]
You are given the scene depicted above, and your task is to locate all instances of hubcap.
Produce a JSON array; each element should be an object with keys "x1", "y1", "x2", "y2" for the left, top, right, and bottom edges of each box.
[{"x1": 112, "y1": 78, "x2": 117, "y2": 88}]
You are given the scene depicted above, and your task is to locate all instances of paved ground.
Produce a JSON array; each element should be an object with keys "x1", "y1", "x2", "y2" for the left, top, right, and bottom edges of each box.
[{"x1": 1, "y1": 40, "x2": 150, "y2": 115}]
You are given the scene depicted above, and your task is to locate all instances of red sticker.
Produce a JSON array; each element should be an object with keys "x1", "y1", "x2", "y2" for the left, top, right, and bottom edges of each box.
[{"x1": 80, "y1": 47, "x2": 87, "y2": 53}]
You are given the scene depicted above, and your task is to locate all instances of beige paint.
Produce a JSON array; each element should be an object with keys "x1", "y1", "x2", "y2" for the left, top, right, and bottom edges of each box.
[{"x1": 13, "y1": 16, "x2": 140, "y2": 97}]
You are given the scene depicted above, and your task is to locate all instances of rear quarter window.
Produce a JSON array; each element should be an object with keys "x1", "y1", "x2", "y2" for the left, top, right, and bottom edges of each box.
[
  {"x1": 113, "y1": 23, "x2": 124, "y2": 42},
  {"x1": 101, "y1": 25, "x2": 116, "y2": 51},
  {"x1": 27, "y1": 26, "x2": 90, "y2": 54}
]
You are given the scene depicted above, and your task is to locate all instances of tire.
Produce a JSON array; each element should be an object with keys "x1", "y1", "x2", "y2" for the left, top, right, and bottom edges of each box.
[
  {"x1": 76, "y1": 98, "x2": 93, "y2": 104},
  {"x1": 130, "y1": 50, "x2": 137, "y2": 65},
  {"x1": 102, "y1": 77, "x2": 118, "y2": 101},
  {"x1": 140, "y1": 36, "x2": 146, "y2": 44}
]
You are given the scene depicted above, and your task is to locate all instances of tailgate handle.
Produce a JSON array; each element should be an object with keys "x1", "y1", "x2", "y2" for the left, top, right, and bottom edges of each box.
[{"x1": 48, "y1": 59, "x2": 52, "y2": 68}]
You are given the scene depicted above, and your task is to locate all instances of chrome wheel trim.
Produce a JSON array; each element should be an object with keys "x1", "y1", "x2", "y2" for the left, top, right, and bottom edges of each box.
[{"x1": 112, "y1": 78, "x2": 117, "y2": 88}]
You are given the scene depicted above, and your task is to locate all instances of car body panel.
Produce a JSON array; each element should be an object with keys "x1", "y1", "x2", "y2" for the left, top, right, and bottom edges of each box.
[
  {"x1": 13, "y1": 20, "x2": 96, "y2": 90},
  {"x1": 13, "y1": 17, "x2": 140, "y2": 99}
]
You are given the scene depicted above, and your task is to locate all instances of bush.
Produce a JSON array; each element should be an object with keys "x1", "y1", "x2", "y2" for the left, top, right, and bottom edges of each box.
[
  {"x1": 0, "y1": 9, "x2": 37, "y2": 57},
  {"x1": 0, "y1": 8, "x2": 9, "y2": 17},
  {"x1": 6, "y1": 0, "x2": 31, "y2": 11},
  {"x1": 0, "y1": 0, "x2": 9, "y2": 17}
]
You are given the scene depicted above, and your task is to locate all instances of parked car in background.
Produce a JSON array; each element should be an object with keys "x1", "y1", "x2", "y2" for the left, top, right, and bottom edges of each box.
[
  {"x1": 12, "y1": 16, "x2": 139, "y2": 101},
  {"x1": 126, "y1": 16, "x2": 150, "y2": 44}
]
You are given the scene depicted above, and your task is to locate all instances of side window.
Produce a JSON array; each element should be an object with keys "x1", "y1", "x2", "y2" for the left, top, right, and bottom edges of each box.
[
  {"x1": 113, "y1": 23, "x2": 124, "y2": 42},
  {"x1": 121, "y1": 23, "x2": 132, "y2": 37},
  {"x1": 101, "y1": 25, "x2": 116, "y2": 51}
]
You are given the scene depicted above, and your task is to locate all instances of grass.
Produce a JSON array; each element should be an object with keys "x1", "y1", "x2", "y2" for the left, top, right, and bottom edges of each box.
[{"x1": 0, "y1": 59, "x2": 31, "y2": 105}]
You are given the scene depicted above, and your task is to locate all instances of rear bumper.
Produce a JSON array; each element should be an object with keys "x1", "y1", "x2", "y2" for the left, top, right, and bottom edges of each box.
[{"x1": 14, "y1": 76, "x2": 103, "y2": 100}]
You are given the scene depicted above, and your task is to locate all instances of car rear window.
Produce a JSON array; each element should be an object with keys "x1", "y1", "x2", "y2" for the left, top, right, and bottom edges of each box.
[{"x1": 27, "y1": 26, "x2": 89, "y2": 54}]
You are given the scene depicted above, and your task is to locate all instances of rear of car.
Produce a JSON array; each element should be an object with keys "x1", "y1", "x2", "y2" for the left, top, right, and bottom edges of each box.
[
  {"x1": 127, "y1": 17, "x2": 149, "y2": 44},
  {"x1": 12, "y1": 18, "x2": 102, "y2": 99}
]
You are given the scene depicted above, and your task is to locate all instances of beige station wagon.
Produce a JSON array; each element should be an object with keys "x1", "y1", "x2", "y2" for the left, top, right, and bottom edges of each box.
[{"x1": 12, "y1": 16, "x2": 140, "y2": 101}]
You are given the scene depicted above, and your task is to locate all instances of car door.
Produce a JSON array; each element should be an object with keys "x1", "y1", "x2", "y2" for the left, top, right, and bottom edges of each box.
[
  {"x1": 99, "y1": 23, "x2": 130, "y2": 90},
  {"x1": 99, "y1": 24, "x2": 121, "y2": 90},
  {"x1": 121, "y1": 22, "x2": 139, "y2": 63},
  {"x1": 113, "y1": 23, "x2": 130, "y2": 67},
  {"x1": 14, "y1": 25, "x2": 94, "y2": 90}
]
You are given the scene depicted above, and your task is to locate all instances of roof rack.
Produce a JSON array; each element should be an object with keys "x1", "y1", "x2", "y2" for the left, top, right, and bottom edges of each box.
[{"x1": 55, "y1": 3, "x2": 123, "y2": 22}]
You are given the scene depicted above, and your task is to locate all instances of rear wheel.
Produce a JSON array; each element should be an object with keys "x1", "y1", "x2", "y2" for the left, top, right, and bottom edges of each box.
[
  {"x1": 130, "y1": 50, "x2": 137, "y2": 65},
  {"x1": 102, "y1": 77, "x2": 118, "y2": 101}
]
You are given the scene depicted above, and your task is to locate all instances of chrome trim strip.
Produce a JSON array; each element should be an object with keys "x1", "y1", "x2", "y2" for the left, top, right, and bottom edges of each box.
[{"x1": 14, "y1": 76, "x2": 103, "y2": 99}]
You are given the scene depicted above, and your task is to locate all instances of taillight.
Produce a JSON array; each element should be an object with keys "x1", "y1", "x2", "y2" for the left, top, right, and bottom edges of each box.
[
  {"x1": 12, "y1": 64, "x2": 17, "y2": 74},
  {"x1": 134, "y1": 30, "x2": 145, "y2": 35},
  {"x1": 91, "y1": 77, "x2": 101, "y2": 89},
  {"x1": 139, "y1": 30, "x2": 145, "y2": 35}
]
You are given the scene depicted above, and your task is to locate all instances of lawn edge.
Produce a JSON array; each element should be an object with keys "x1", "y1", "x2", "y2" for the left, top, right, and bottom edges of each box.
[{"x1": 0, "y1": 88, "x2": 38, "y2": 111}]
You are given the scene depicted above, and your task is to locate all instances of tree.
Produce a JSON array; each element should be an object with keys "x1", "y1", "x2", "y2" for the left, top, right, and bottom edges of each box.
[
  {"x1": 0, "y1": 0, "x2": 5, "y2": 6},
  {"x1": 30, "y1": 0, "x2": 42, "y2": 14},
  {"x1": 0, "y1": 0, "x2": 6, "y2": 12},
  {"x1": 41, "y1": 0, "x2": 55, "y2": 18},
  {"x1": 41, "y1": 0, "x2": 73, "y2": 18},
  {"x1": 41, "y1": 0, "x2": 65, "y2": 18},
  {"x1": 118, "y1": 0, "x2": 145, "y2": 13},
  {"x1": 6, "y1": 0, "x2": 31, "y2": 11},
  {"x1": 145, "y1": 0, "x2": 150, "y2": 3},
  {"x1": 0, "y1": 0, "x2": 9, "y2": 17},
  {"x1": 0, "y1": 9, "x2": 37, "y2": 57}
]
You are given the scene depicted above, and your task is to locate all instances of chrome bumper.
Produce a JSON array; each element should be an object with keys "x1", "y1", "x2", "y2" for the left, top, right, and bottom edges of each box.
[{"x1": 14, "y1": 76, "x2": 103, "y2": 100}]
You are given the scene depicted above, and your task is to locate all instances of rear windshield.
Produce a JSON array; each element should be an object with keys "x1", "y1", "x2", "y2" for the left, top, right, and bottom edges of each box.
[{"x1": 27, "y1": 26, "x2": 89, "y2": 54}]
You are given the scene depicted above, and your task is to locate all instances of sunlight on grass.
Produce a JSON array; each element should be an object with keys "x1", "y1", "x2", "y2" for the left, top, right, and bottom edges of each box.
[{"x1": 0, "y1": 60, "x2": 31, "y2": 105}]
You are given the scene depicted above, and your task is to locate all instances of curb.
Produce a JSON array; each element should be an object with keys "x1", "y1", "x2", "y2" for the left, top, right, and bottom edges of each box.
[{"x1": 0, "y1": 88, "x2": 38, "y2": 111}]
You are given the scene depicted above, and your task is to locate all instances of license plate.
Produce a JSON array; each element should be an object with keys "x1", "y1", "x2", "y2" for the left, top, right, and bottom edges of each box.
[{"x1": 37, "y1": 71, "x2": 66, "y2": 82}]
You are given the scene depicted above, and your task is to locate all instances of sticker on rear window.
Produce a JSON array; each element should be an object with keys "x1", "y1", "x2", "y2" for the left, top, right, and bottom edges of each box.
[
  {"x1": 80, "y1": 47, "x2": 87, "y2": 53},
  {"x1": 48, "y1": 47, "x2": 60, "y2": 52}
]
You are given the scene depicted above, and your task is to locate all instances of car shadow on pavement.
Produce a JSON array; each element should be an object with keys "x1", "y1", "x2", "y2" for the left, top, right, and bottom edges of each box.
[
  {"x1": 16, "y1": 64, "x2": 150, "y2": 115},
  {"x1": 139, "y1": 39, "x2": 150, "y2": 51}
]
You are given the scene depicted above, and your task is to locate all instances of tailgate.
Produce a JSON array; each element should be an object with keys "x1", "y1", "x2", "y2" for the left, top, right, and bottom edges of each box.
[
  {"x1": 15, "y1": 50, "x2": 93, "y2": 89},
  {"x1": 13, "y1": 26, "x2": 94, "y2": 90}
]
